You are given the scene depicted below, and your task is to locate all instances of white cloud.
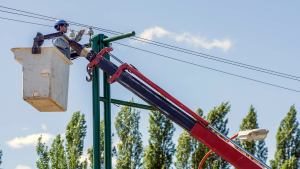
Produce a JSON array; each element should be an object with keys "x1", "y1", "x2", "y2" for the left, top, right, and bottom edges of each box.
[
  {"x1": 7, "y1": 133, "x2": 53, "y2": 149},
  {"x1": 15, "y1": 165, "x2": 31, "y2": 169},
  {"x1": 41, "y1": 124, "x2": 47, "y2": 131},
  {"x1": 174, "y1": 32, "x2": 232, "y2": 51},
  {"x1": 140, "y1": 26, "x2": 170, "y2": 40},
  {"x1": 138, "y1": 26, "x2": 232, "y2": 51}
]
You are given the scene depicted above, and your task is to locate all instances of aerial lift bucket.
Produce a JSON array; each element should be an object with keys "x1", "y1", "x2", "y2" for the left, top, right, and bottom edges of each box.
[{"x1": 11, "y1": 47, "x2": 72, "y2": 112}]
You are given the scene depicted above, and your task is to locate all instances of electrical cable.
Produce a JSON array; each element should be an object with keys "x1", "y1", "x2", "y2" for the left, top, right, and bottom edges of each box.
[
  {"x1": 0, "y1": 4, "x2": 299, "y2": 81},
  {"x1": 0, "y1": 13, "x2": 299, "y2": 93},
  {"x1": 114, "y1": 42, "x2": 300, "y2": 93},
  {"x1": 0, "y1": 16, "x2": 52, "y2": 27}
]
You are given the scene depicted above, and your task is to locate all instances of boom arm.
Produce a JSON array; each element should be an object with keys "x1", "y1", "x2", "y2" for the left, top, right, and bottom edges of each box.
[{"x1": 89, "y1": 48, "x2": 269, "y2": 169}]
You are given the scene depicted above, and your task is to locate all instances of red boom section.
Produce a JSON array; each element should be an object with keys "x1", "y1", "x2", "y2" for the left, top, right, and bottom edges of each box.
[
  {"x1": 89, "y1": 48, "x2": 267, "y2": 169},
  {"x1": 190, "y1": 123, "x2": 263, "y2": 169},
  {"x1": 108, "y1": 63, "x2": 209, "y2": 126},
  {"x1": 108, "y1": 62, "x2": 265, "y2": 169}
]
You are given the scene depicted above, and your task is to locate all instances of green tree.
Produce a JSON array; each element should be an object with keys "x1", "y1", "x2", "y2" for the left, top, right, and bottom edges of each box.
[
  {"x1": 190, "y1": 108, "x2": 208, "y2": 169},
  {"x1": 175, "y1": 131, "x2": 192, "y2": 169},
  {"x1": 36, "y1": 112, "x2": 87, "y2": 169},
  {"x1": 87, "y1": 148, "x2": 93, "y2": 169},
  {"x1": 174, "y1": 108, "x2": 206, "y2": 169},
  {"x1": 270, "y1": 105, "x2": 300, "y2": 169},
  {"x1": 36, "y1": 136, "x2": 50, "y2": 169},
  {"x1": 143, "y1": 110, "x2": 175, "y2": 169},
  {"x1": 281, "y1": 156, "x2": 297, "y2": 169},
  {"x1": 0, "y1": 145, "x2": 2, "y2": 167},
  {"x1": 65, "y1": 111, "x2": 87, "y2": 169},
  {"x1": 205, "y1": 102, "x2": 231, "y2": 169},
  {"x1": 49, "y1": 135, "x2": 67, "y2": 169},
  {"x1": 239, "y1": 105, "x2": 268, "y2": 162},
  {"x1": 87, "y1": 120, "x2": 105, "y2": 169},
  {"x1": 115, "y1": 105, "x2": 143, "y2": 169}
]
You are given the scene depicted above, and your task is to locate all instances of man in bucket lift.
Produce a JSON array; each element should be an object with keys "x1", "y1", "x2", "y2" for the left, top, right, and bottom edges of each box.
[{"x1": 52, "y1": 19, "x2": 84, "y2": 60}]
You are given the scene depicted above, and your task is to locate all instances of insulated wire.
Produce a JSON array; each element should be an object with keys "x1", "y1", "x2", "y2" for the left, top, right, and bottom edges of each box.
[
  {"x1": 0, "y1": 5, "x2": 299, "y2": 81},
  {"x1": 0, "y1": 14, "x2": 299, "y2": 93},
  {"x1": 114, "y1": 42, "x2": 300, "y2": 93},
  {"x1": 0, "y1": 16, "x2": 52, "y2": 27}
]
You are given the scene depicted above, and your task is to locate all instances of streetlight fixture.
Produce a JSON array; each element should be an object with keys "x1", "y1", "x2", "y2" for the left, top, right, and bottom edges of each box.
[
  {"x1": 198, "y1": 128, "x2": 269, "y2": 169},
  {"x1": 238, "y1": 128, "x2": 269, "y2": 141}
]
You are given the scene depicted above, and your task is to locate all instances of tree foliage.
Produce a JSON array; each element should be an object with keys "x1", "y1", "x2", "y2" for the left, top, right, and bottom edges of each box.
[
  {"x1": 0, "y1": 155, "x2": 1, "y2": 167},
  {"x1": 190, "y1": 108, "x2": 208, "y2": 169},
  {"x1": 66, "y1": 111, "x2": 87, "y2": 169},
  {"x1": 36, "y1": 111, "x2": 87, "y2": 169},
  {"x1": 115, "y1": 105, "x2": 143, "y2": 169},
  {"x1": 87, "y1": 120, "x2": 105, "y2": 169},
  {"x1": 49, "y1": 135, "x2": 67, "y2": 169},
  {"x1": 205, "y1": 102, "x2": 231, "y2": 169},
  {"x1": 143, "y1": 110, "x2": 175, "y2": 169},
  {"x1": 175, "y1": 131, "x2": 192, "y2": 169},
  {"x1": 270, "y1": 105, "x2": 300, "y2": 169},
  {"x1": 239, "y1": 105, "x2": 268, "y2": 162},
  {"x1": 36, "y1": 136, "x2": 50, "y2": 169}
]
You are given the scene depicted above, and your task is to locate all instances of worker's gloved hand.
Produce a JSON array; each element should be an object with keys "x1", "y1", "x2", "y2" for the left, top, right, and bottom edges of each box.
[{"x1": 74, "y1": 29, "x2": 85, "y2": 42}]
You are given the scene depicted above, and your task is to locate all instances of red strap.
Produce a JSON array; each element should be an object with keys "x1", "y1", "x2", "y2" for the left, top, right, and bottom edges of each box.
[{"x1": 87, "y1": 47, "x2": 113, "y2": 69}]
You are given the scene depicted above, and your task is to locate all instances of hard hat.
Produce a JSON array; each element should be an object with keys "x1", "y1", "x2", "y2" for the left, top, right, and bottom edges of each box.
[{"x1": 54, "y1": 19, "x2": 69, "y2": 30}]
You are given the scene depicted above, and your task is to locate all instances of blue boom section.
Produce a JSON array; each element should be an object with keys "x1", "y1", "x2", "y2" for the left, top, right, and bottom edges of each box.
[{"x1": 97, "y1": 59, "x2": 197, "y2": 131}]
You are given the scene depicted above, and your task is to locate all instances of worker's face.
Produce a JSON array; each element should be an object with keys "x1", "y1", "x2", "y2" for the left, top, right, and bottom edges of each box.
[{"x1": 59, "y1": 24, "x2": 68, "y2": 33}]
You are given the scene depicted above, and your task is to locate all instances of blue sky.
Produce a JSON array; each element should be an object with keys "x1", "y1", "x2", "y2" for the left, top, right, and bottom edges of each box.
[{"x1": 0, "y1": 0, "x2": 300, "y2": 169}]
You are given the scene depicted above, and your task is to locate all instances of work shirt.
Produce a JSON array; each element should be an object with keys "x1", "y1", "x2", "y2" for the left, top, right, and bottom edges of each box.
[{"x1": 52, "y1": 36, "x2": 71, "y2": 59}]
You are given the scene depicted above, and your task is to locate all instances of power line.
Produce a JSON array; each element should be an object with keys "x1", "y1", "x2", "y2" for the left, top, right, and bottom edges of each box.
[
  {"x1": 0, "y1": 4, "x2": 299, "y2": 82},
  {"x1": 0, "y1": 12, "x2": 299, "y2": 93},
  {"x1": 0, "y1": 5, "x2": 120, "y2": 35},
  {"x1": 129, "y1": 37, "x2": 300, "y2": 81},
  {"x1": 0, "y1": 9, "x2": 55, "y2": 23},
  {"x1": 114, "y1": 42, "x2": 300, "y2": 93},
  {"x1": 0, "y1": 16, "x2": 52, "y2": 27}
]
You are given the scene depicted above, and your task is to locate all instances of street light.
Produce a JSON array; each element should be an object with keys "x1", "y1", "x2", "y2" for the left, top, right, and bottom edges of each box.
[
  {"x1": 198, "y1": 128, "x2": 269, "y2": 169},
  {"x1": 238, "y1": 128, "x2": 269, "y2": 141}
]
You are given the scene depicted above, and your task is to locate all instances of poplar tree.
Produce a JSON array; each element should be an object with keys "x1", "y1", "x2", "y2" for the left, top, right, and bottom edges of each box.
[
  {"x1": 115, "y1": 105, "x2": 143, "y2": 169},
  {"x1": 239, "y1": 105, "x2": 267, "y2": 162},
  {"x1": 88, "y1": 120, "x2": 105, "y2": 169},
  {"x1": 65, "y1": 111, "x2": 87, "y2": 169},
  {"x1": 190, "y1": 108, "x2": 208, "y2": 169},
  {"x1": 49, "y1": 135, "x2": 67, "y2": 169},
  {"x1": 0, "y1": 146, "x2": 2, "y2": 167},
  {"x1": 143, "y1": 110, "x2": 175, "y2": 169},
  {"x1": 36, "y1": 136, "x2": 50, "y2": 169},
  {"x1": 205, "y1": 102, "x2": 230, "y2": 169},
  {"x1": 270, "y1": 105, "x2": 300, "y2": 169},
  {"x1": 36, "y1": 112, "x2": 87, "y2": 169},
  {"x1": 175, "y1": 131, "x2": 192, "y2": 169}
]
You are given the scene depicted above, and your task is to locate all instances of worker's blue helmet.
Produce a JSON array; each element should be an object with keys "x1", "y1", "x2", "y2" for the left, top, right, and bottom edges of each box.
[{"x1": 54, "y1": 19, "x2": 69, "y2": 30}]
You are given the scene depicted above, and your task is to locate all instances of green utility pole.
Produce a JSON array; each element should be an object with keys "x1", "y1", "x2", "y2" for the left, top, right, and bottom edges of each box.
[
  {"x1": 91, "y1": 35, "x2": 101, "y2": 169},
  {"x1": 101, "y1": 34, "x2": 112, "y2": 169},
  {"x1": 92, "y1": 33, "x2": 112, "y2": 169},
  {"x1": 101, "y1": 31, "x2": 135, "y2": 169},
  {"x1": 92, "y1": 31, "x2": 148, "y2": 169}
]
